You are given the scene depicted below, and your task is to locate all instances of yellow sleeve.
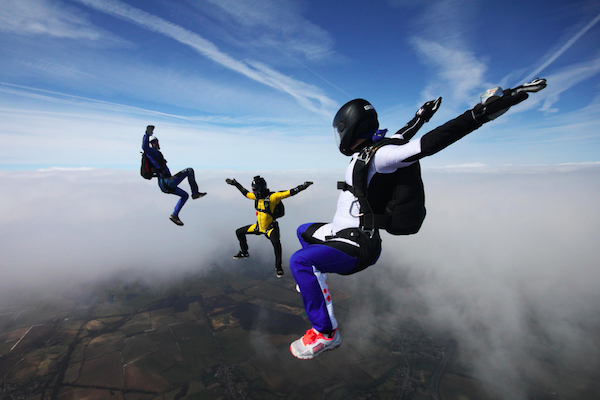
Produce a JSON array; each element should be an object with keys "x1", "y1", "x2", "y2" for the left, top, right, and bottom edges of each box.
[
  {"x1": 246, "y1": 192, "x2": 256, "y2": 200},
  {"x1": 270, "y1": 190, "x2": 292, "y2": 202}
]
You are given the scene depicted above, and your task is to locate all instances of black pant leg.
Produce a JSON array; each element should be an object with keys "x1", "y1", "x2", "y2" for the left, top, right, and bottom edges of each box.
[{"x1": 235, "y1": 225, "x2": 254, "y2": 253}]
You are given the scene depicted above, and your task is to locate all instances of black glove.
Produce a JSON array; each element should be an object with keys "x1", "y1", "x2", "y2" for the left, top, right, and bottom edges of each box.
[
  {"x1": 512, "y1": 78, "x2": 547, "y2": 94},
  {"x1": 472, "y1": 78, "x2": 546, "y2": 124},
  {"x1": 225, "y1": 178, "x2": 237, "y2": 185},
  {"x1": 300, "y1": 181, "x2": 313, "y2": 191},
  {"x1": 291, "y1": 181, "x2": 313, "y2": 195},
  {"x1": 416, "y1": 97, "x2": 442, "y2": 122}
]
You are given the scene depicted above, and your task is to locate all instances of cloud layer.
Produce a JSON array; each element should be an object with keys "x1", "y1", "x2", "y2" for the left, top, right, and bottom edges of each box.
[{"x1": 1, "y1": 165, "x2": 599, "y2": 399}]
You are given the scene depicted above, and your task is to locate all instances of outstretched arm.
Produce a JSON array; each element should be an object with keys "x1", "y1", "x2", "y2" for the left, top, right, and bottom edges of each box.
[
  {"x1": 142, "y1": 128, "x2": 163, "y2": 170},
  {"x1": 226, "y1": 178, "x2": 250, "y2": 197},
  {"x1": 393, "y1": 97, "x2": 442, "y2": 141},
  {"x1": 142, "y1": 131, "x2": 151, "y2": 152},
  {"x1": 290, "y1": 181, "x2": 313, "y2": 196},
  {"x1": 270, "y1": 181, "x2": 313, "y2": 201},
  {"x1": 405, "y1": 78, "x2": 546, "y2": 162}
]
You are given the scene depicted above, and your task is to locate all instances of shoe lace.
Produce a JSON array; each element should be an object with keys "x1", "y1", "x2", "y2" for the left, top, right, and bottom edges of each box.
[{"x1": 302, "y1": 328, "x2": 319, "y2": 345}]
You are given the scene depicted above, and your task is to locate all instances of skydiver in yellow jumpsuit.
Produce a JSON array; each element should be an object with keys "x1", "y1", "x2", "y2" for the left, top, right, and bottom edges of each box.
[{"x1": 226, "y1": 176, "x2": 313, "y2": 277}]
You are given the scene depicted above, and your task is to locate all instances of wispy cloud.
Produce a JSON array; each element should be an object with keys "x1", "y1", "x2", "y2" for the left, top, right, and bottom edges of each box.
[
  {"x1": 198, "y1": 0, "x2": 335, "y2": 62},
  {"x1": 0, "y1": 0, "x2": 101, "y2": 39},
  {"x1": 0, "y1": 82, "x2": 215, "y2": 122},
  {"x1": 415, "y1": 0, "x2": 477, "y2": 47},
  {"x1": 404, "y1": 0, "x2": 489, "y2": 107},
  {"x1": 0, "y1": 47, "x2": 99, "y2": 79},
  {"x1": 73, "y1": 0, "x2": 337, "y2": 116},
  {"x1": 527, "y1": 11, "x2": 600, "y2": 81},
  {"x1": 411, "y1": 37, "x2": 487, "y2": 105},
  {"x1": 408, "y1": 0, "x2": 600, "y2": 119},
  {"x1": 536, "y1": 56, "x2": 600, "y2": 113}
]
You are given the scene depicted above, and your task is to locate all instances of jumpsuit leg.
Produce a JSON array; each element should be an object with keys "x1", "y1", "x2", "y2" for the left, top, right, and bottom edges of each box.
[
  {"x1": 171, "y1": 168, "x2": 199, "y2": 196},
  {"x1": 266, "y1": 224, "x2": 283, "y2": 268},
  {"x1": 160, "y1": 174, "x2": 192, "y2": 217},
  {"x1": 235, "y1": 225, "x2": 255, "y2": 253},
  {"x1": 290, "y1": 237, "x2": 358, "y2": 333},
  {"x1": 170, "y1": 187, "x2": 189, "y2": 217},
  {"x1": 296, "y1": 222, "x2": 316, "y2": 249}
]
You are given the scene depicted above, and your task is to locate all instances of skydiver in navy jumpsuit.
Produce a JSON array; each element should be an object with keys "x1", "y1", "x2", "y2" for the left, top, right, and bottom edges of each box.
[{"x1": 142, "y1": 125, "x2": 206, "y2": 226}]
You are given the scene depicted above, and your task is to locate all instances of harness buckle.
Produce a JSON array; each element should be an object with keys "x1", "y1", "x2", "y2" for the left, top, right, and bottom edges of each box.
[{"x1": 362, "y1": 229, "x2": 376, "y2": 239}]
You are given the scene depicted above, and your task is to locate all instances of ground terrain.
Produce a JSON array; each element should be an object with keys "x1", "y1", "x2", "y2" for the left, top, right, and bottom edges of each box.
[{"x1": 1, "y1": 262, "x2": 597, "y2": 400}]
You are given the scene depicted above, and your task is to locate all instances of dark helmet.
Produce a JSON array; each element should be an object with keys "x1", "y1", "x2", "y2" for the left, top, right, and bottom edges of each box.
[
  {"x1": 333, "y1": 99, "x2": 379, "y2": 156},
  {"x1": 252, "y1": 175, "x2": 269, "y2": 198}
]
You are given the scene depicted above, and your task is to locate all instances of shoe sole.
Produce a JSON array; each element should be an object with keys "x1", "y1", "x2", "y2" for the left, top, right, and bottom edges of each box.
[
  {"x1": 169, "y1": 217, "x2": 183, "y2": 226},
  {"x1": 290, "y1": 340, "x2": 342, "y2": 360},
  {"x1": 192, "y1": 193, "x2": 206, "y2": 199}
]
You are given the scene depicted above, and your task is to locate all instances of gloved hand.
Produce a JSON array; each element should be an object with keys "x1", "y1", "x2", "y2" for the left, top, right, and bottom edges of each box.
[
  {"x1": 512, "y1": 77, "x2": 547, "y2": 94},
  {"x1": 472, "y1": 78, "x2": 546, "y2": 124},
  {"x1": 416, "y1": 97, "x2": 442, "y2": 122},
  {"x1": 225, "y1": 178, "x2": 237, "y2": 185},
  {"x1": 291, "y1": 181, "x2": 313, "y2": 195},
  {"x1": 299, "y1": 181, "x2": 313, "y2": 191}
]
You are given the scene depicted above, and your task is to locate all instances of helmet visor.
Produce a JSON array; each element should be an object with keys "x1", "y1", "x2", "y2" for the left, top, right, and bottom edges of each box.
[{"x1": 333, "y1": 121, "x2": 346, "y2": 149}]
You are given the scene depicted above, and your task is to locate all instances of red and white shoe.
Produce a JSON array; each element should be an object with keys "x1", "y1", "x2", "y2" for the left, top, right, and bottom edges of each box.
[{"x1": 289, "y1": 328, "x2": 341, "y2": 359}]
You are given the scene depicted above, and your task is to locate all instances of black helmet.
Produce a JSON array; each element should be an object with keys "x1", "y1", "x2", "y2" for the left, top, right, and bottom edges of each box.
[
  {"x1": 252, "y1": 176, "x2": 269, "y2": 198},
  {"x1": 333, "y1": 99, "x2": 379, "y2": 156}
]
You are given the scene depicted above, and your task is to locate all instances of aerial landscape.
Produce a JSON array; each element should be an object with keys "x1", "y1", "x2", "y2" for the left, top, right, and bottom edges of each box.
[{"x1": 2, "y1": 257, "x2": 599, "y2": 400}]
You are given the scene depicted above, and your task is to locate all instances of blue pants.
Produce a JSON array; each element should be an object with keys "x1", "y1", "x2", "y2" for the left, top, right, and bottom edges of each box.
[
  {"x1": 290, "y1": 223, "x2": 362, "y2": 333},
  {"x1": 158, "y1": 168, "x2": 199, "y2": 216}
]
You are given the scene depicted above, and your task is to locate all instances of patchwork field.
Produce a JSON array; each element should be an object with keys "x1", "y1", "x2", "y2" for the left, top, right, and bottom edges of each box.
[{"x1": 1, "y1": 263, "x2": 598, "y2": 399}]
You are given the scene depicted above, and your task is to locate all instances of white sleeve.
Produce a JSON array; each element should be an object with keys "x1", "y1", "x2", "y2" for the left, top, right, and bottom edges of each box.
[{"x1": 372, "y1": 138, "x2": 422, "y2": 174}]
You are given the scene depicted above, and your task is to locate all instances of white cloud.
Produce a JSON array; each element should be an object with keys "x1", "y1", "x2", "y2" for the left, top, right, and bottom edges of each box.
[
  {"x1": 527, "y1": 11, "x2": 600, "y2": 81},
  {"x1": 0, "y1": 0, "x2": 101, "y2": 39},
  {"x1": 1, "y1": 165, "x2": 599, "y2": 399},
  {"x1": 198, "y1": 0, "x2": 335, "y2": 62},
  {"x1": 414, "y1": 0, "x2": 478, "y2": 47},
  {"x1": 37, "y1": 166, "x2": 96, "y2": 171},
  {"x1": 411, "y1": 37, "x2": 487, "y2": 105},
  {"x1": 0, "y1": 87, "x2": 339, "y2": 170},
  {"x1": 72, "y1": 0, "x2": 337, "y2": 116},
  {"x1": 536, "y1": 56, "x2": 600, "y2": 114},
  {"x1": 349, "y1": 164, "x2": 600, "y2": 398}
]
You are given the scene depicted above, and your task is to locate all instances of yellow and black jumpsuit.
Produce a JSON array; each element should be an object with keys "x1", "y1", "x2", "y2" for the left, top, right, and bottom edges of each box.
[
  {"x1": 235, "y1": 190, "x2": 290, "y2": 269},
  {"x1": 229, "y1": 179, "x2": 312, "y2": 270}
]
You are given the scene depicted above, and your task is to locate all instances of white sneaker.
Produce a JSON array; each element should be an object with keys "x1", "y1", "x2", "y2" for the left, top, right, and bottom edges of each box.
[{"x1": 289, "y1": 328, "x2": 341, "y2": 359}]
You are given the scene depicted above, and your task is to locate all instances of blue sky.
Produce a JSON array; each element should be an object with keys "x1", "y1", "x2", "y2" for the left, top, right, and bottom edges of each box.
[{"x1": 1, "y1": 0, "x2": 599, "y2": 171}]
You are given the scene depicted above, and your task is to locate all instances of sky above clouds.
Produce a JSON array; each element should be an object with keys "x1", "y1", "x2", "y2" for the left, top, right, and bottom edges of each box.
[{"x1": 0, "y1": 0, "x2": 599, "y2": 170}]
